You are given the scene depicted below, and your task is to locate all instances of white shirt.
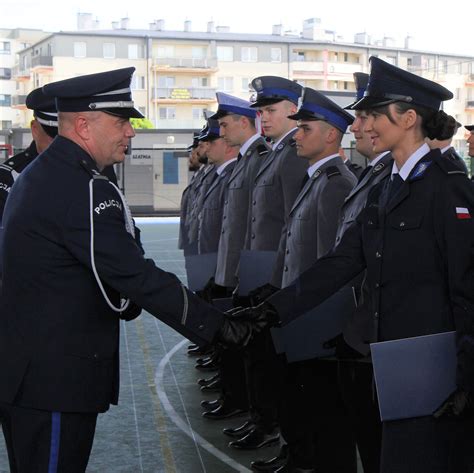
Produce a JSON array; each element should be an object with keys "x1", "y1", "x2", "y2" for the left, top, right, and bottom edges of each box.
[
  {"x1": 216, "y1": 157, "x2": 238, "y2": 176},
  {"x1": 240, "y1": 133, "x2": 261, "y2": 156},
  {"x1": 307, "y1": 153, "x2": 340, "y2": 177},
  {"x1": 272, "y1": 128, "x2": 298, "y2": 150},
  {"x1": 391, "y1": 143, "x2": 430, "y2": 181},
  {"x1": 369, "y1": 151, "x2": 391, "y2": 167}
]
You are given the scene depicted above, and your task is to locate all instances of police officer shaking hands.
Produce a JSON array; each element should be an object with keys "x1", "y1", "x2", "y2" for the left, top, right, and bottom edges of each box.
[{"x1": 0, "y1": 67, "x2": 265, "y2": 473}]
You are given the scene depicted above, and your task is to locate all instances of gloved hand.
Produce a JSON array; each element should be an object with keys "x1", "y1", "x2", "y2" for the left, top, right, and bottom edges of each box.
[
  {"x1": 323, "y1": 333, "x2": 365, "y2": 360},
  {"x1": 433, "y1": 389, "x2": 474, "y2": 419},
  {"x1": 119, "y1": 301, "x2": 142, "y2": 321},
  {"x1": 197, "y1": 277, "x2": 229, "y2": 302},
  {"x1": 218, "y1": 302, "x2": 280, "y2": 347},
  {"x1": 248, "y1": 283, "x2": 280, "y2": 306}
]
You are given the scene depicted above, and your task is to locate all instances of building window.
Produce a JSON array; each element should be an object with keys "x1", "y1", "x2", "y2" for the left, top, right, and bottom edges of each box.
[
  {"x1": 0, "y1": 68, "x2": 11, "y2": 80},
  {"x1": 192, "y1": 77, "x2": 208, "y2": 87},
  {"x1": 128, "y1": 44, "x2": 141, "y2": 59},
  {"x1": 159, "y1": 107, "x2": 176, "y2": 119},
  {"x1": 138, "y1": 106, "x2": 146, "y2": 116},
  {"x1": 271, "y1": 48, "x2": 281, "y2": 63},
  {"x1": 0, "y1": 42, "x2": 11, "y2": 54},
  {"x1": 217, "y1": 46, "x2": 233, "y2": 62},
  {"x1": 295, "y1": 51, "x2": 305, "y2": 62},
  {"x1": 192, "y1": 107, "x2": 207, "y2": 120},
  {"x1": 0, "y1": 95, "x2": 12, "y2": 107},
  {"x1": 103, "y1": 43, "x2": 115, "y2": 59},
  {"x1": 344, "y1": 81, "x2": 349, "y2": 90},
  {"x1": 344, "y1": 53, "x2": 349, "y2": 62},
  {"x1": 157, "y1": 45, "x2": 174, "y2": 58},
  {"x1": 241, "y1": 47, "x2": 257, "y2": 62},
  {"x1": 158, "y1": 76, "x2": 175, "y2": 88},
  {"x1": 218, "y1": 77, "x2": 233, "y2": 92},
  {"x1": 1, "y1": 120, "x2": 12, "y2": 130},
  {"x1": 192, "y1": 47, "x2": 206, "y2": 59},
  {"x1": 163, "y1": 152, "x2": 179, "y2": 184},
  {"x1": 131, "y1": 75, "x2": 145, "y2": 90},
  {"x1": 241, "y1": 77, "x2": 251, "y2": 92},
  {"x1": 73, "y1": 42, "x2": 86, "y2": 58}
]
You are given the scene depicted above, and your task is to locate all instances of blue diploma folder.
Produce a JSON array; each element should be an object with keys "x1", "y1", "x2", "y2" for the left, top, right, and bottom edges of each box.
[
  {"x1": 184, "y1": 252, "x2": 218, "y2": 291},
  {"x1": 370, "y1": 331, "x2": 457, "y2": 421},
  {"x1": 237, "y1": 250, "x2": 277, "y2": 296}
]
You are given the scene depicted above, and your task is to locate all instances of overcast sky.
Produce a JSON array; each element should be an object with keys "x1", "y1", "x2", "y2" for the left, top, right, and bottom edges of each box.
[{"x1": 1, "y1": 0, "x2": 472, "y2": 57}]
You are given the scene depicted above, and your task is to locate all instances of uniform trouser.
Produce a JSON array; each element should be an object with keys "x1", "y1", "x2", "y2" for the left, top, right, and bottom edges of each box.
[
  {"x1": 0, "y1": 402, "x2": 98, "y2": 473},
  {"x1": 219, "y1": 347, "x2": 249, "y2": 410},
  {"x1": 337, "y1": 360, "x2": 382, "y2": 473},
  {"x1": 381, "y1": 415, "x2": 474, "y2": 473},
  {"x1": 244, "y1": 329, "x2": 284, "y2": 433},
  {"x1": 280, "y1": 359, "x2": 357, "y2": 472}
]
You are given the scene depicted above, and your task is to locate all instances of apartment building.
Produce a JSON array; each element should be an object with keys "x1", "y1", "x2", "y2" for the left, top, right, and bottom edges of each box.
[{"x1": 3, "y1": 16, "x2": 474, "y2": 212}]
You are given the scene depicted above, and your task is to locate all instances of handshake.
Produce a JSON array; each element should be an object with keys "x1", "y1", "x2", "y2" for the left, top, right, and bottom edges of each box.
[{"x1": 216, "y1": 302, "x2": 280, "y2": 348}]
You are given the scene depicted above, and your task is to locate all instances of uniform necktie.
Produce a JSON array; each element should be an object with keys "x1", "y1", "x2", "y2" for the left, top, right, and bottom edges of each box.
[
  {"x1": 357, "y1": 166, "x2": 372, "y2": 184},
  {"x1": 388, "y1": 173, "x2": 404, "y2": 200}
]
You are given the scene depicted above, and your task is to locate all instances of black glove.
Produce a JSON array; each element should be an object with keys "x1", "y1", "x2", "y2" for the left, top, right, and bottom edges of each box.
[
  {"x1": 119, "y1": 301, "x2": 142, "y2": 321},
  {"x1": 197, "y1": 277, "x2": 229, "y2": 302},
  {"x1": 323, "y1": 333, "x2": 364, "y2": 360},
  {"x1": 218, "y1": 302, "x2": 280, "y2": 347},
  {"x1": 248, "y1": 283, "x2": 279, "y2": 306},
  {"x1": 433, "y1": 389, "x2": 474, "y2": 419}
]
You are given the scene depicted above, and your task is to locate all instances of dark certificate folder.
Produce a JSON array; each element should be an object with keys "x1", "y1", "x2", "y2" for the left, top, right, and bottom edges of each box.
[
  {"x1": 184, "y1": 252, "x2": 218, "y2": 291},
  {"x1": 237, "y1": 250, "x2": 277, "y2": 296},
  {"x1": 370, "y1": 331, "x2": 457, "y2": 422},
  {"x1": 272, "y1": 286, "x2": 356, "y2": 362}
]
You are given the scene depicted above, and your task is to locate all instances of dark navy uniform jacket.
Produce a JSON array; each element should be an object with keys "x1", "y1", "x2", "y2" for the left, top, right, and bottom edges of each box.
[
  {"x1": 269, "y1": 149, "x2": 474, "y2": 391},
  {"x1": 0, "y1": 136, "x2": 224, "y2": 413}
]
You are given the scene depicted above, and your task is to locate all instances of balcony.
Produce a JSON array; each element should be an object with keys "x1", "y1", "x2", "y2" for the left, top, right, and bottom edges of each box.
[
  {"x1": 12, "y1": 65, "x2": 30, "y2": 79},
  {"x1": 152, "y1": 57, "x2": 217, "y2": 72},
  {"x1": 466, "y1": 74, "x2": 474, "y2": 86},
  {"x1": 11, "y1": 94, "x2": 28, "y2": 108},
  {"x1": 31, "y1": 55, "x2": 53, "y2": 70},
  {"x1": 466, "y1": 100, "x2": 474, "y2": 110},
  {"x1": 152, "y1": 87, "x2": 217, "y2": 103},
  {"x1": 291, "y1": 61, "x2": 361, "y2": 80}
]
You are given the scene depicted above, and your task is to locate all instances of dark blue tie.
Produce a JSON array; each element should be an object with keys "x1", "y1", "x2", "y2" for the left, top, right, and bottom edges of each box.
[{"x1": 388, "y1": 173, "x2": 404, "y2": 200}]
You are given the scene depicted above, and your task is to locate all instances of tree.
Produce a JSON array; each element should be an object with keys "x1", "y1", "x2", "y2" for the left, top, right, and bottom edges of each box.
[{"x1": 130, "y1": 118, "x2": 154, "y2": 129}]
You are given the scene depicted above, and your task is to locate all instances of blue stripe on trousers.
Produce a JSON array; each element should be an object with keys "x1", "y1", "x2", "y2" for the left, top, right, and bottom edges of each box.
[{"x1": 48, "y1": 412, "x2": 61, "y2": 473}]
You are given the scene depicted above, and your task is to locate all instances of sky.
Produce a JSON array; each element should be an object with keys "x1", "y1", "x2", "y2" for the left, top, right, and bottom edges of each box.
[{"x1": 1, "y1": 0, "x2": 472, "y2": 57}]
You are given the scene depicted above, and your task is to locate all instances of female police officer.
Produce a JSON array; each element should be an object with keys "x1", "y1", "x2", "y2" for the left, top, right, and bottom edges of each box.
[{"x1": 240, "y1": 56, "x2": 474, "y2": 473}]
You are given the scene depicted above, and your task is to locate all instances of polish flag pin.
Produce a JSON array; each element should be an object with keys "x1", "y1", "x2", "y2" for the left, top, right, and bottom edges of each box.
[{"x1": 456, "y1": 207, "x2": 471, "y2": 219}]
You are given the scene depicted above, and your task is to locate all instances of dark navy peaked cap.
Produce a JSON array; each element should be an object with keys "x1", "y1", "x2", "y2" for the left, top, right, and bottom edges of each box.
[
  {"x1": 353, "y1": 57, "x2": 453, "y2": 111},
  {"x1": 199, "y1": 119, "x2": 220, "y2": 141},
  {"x1": 25, "y1": 87, "x2": 58, "y2": 137},
  {"x1": 288, "y1": 87, "x2": 354, "y2": 132},
  {"x1": 345, "y1": 72, "x2": 369, "y2": 110},
  {"x1": 466, "y1": 125, "x2": 474, "y2": 131},
  {"x1": 250, "y1": 76, "x2": 303, "y2": 107},
  {"x1": 187, "y1": 132, "x2": 200, "y2": 151},
  {"x1": 43, "y1": 67, "x2": 144, "y2": 119},
  {"x1": 210, "y1": 92, "x2": 256, "y2": 119}
]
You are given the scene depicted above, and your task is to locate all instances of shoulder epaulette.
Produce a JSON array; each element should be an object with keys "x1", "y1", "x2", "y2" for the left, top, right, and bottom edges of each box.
[
  {"x1": 325, "y1": 166, "x2": 342, "y2": 178},
  {"x1": 1, "y1": 149, "x2": 33, "y2": 173},
  {"x1": 434, "y1": 154, "x2": 467, "y2": 176}
]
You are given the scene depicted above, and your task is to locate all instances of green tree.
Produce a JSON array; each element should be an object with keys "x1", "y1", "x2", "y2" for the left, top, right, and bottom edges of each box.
[{"x1": 130, "y1": 118, "x2": 154, "y2": 129}]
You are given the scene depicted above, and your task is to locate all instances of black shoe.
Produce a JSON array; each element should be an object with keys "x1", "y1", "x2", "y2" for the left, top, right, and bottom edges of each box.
[
  {"x1": 197, "y1": 373, "x2": 220, "y2": 387},
  {"x1": 251, "y1": 445, "x2": 288, "y2": 471},
  {"x1": 229, "y1": 428, "x2": 279, "y2": 450},
  {"x1": 202, "y1": 404, "x2": 247, "y2": 420},
  {"x1": 200, "y1": 379, "x2": 222, "y2": 392},
  {"x1": 195, "y1": 359, "x2": 220, "y2": 371},
  {"x1": 200, "y1": 399, "x2": 221, "y2": 410},
  {"x1": 188, "y1": 345, "x2": 213, "y2": 357},
  {"x1": 188, "y1": 344, "x2": 198, "y2": 350},
  {"x1": 223, "y1": 420, "x2": 255, "y2": 438},
  {"x1": 196, "y1": 356, "x2": 214, "y2": 365}
]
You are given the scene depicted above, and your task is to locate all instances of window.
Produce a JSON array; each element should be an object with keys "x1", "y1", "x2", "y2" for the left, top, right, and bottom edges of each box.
[
  {"x1": 241, "y1": 47, "x2": 257, "y2": 62},
  {"x1": 295, "y1": 51, "x2": 305, "y2": 62},
  {"x1": 163, "y1": 152, "x2": 179, "y2": 184},
  {"x1": 131, "y1": 75, "x2": 145, "y2": 90},
  {"x1": 1, "y1": 120, "x2": 12, "y2": 130},
  {"x1": 192, "y1": 77, "x2": 208, "y2": 87},
  {"x1": 385, "y1": 56, "x2": 396, "y2": 65},
  {"x1": 103, "y1": 43, "x2": 115, "y2": 59},
  {"x1": 0, "y1": 68, "x2": 11, "y2": 80},
  {"x1": 241, "y1": 77, "x2": 251, "y2": 92},
  {"x1": 192, "y1": 47, "x2": 206, "y2": 59},
  {"x1": 0, "y1": 42, "x2": 11, "y2": 54},
  {"x1": 158, "y1": 76, "x2": 175, "y2": 88},
  {"x1": 138, "y1": 106, "x2": 146, "y2": 117},
  {"x1": 344, "y1": 81, "x2": 349, "y2": 90},
  {"x1": 271, "y1": 48, "x2": 281, "y2": 63},
  {"x1": 73, "y1": 42, "x2": 86, "y2": 58},
  {"x1": 192, "y1": 107, "x2": 206, "y2": 120},
  {"x1": 128, "y1": 44, "x2": 141, "y2": 59},
  {"x1": 218, "y1": 77, "x2": 233, "y2": 92},
  {"x1": 0, "y1": 95, "x2": 12, "y2": 107},
  {"x1": 344, "y1": 53, "x2": 349, "y2": 62},
  {"x1": 159, "y1": 107, "x2": 176, "y2": 119},
  {"x1": 217, "y1": 46, "x2": 233, "y2": 62},
  {"x1": 157, "y1": 45, "x2": 174, "y2": 58}
]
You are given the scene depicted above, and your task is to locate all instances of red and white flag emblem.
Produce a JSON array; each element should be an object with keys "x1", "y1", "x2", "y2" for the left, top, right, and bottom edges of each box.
[{"x1": 456, "y1": 207, "x2": 471, "y2": 219}]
